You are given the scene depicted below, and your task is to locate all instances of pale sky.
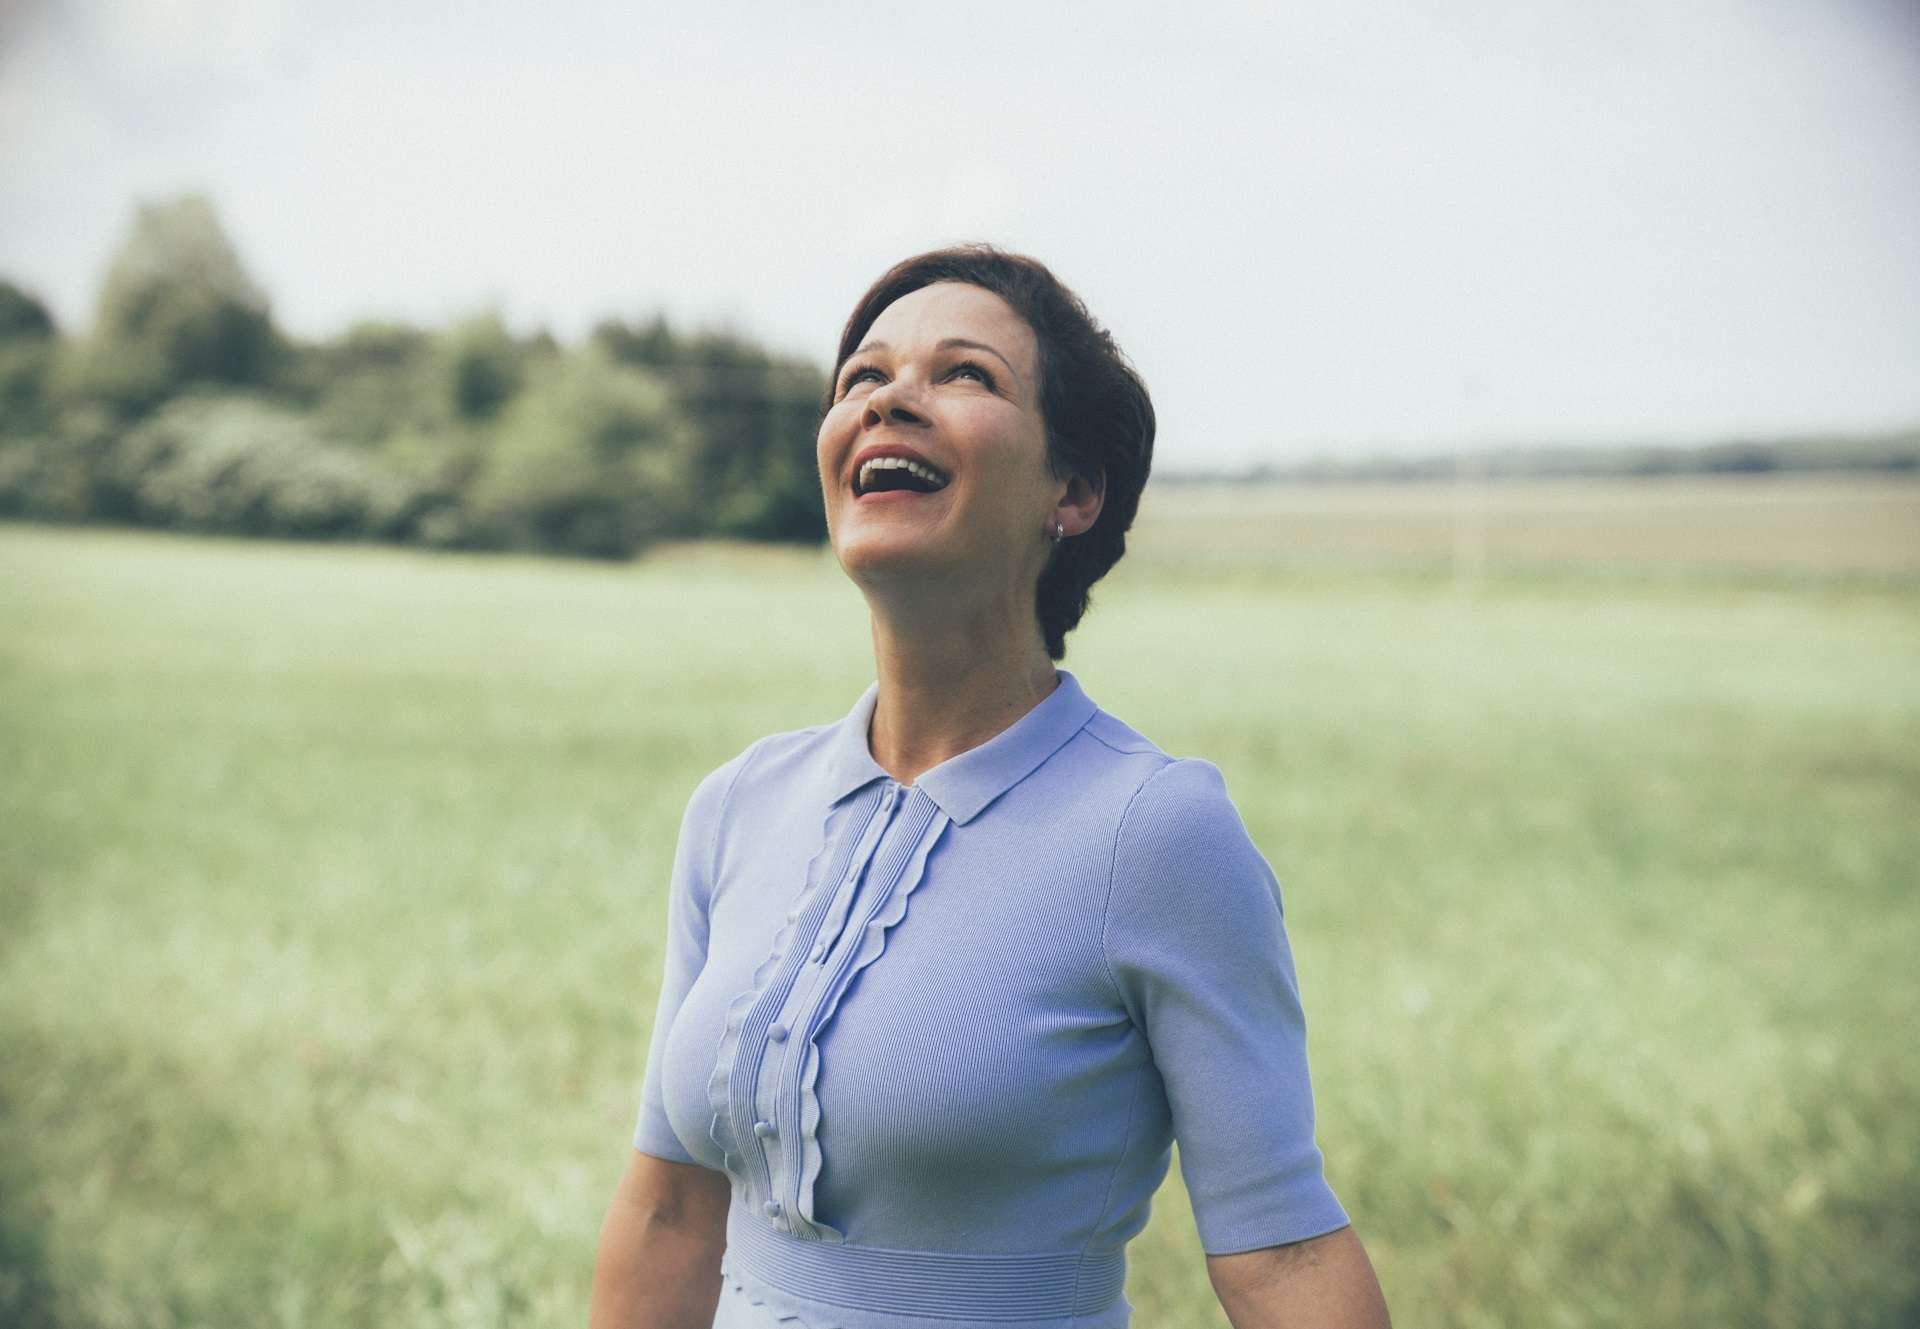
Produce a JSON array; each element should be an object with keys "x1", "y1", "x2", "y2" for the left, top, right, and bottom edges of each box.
[{"x1": 3, "y1": 0, "x2": 1917, "y2": 468}]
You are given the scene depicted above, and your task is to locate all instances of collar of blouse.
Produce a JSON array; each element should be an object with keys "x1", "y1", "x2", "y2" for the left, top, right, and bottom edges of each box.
[{"x1": 822, "y1": 669, "x2": 1099, "y2": 826}]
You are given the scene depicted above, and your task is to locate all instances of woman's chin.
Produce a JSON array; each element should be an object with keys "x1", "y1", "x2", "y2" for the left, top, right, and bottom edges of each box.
[{"x1": 834, "y1": 528, "x2": 955, "y2": 585}]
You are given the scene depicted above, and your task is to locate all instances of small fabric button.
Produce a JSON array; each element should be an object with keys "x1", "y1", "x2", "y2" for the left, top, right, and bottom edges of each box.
[
  {"x1": 763, "y1": 1200, "x2": 783, "y2": 1219},
  {"x1": 768, "y1": 1022, "x2": 788, "y2": 1042},
  {"x1": 811, "y1": 942, "x2": 826, "y2": 961},
  {"x1": 753, "y1": 1120, "x2": 776, "y2": 1139}
]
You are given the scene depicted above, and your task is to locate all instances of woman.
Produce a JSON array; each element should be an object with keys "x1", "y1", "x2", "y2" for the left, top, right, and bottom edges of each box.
[{"x1": 591, "y1": 247, "x2": 1391, "y2": 1329}]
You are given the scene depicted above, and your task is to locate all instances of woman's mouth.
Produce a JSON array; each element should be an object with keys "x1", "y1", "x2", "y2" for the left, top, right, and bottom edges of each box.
[{"x1": 854, "y1": 455, "x2": 949, "y2": 498}]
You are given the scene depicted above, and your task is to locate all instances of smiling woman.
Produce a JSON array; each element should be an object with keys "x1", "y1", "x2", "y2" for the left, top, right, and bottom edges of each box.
[
  {"x1": 819, "y1": 251, "x2": 1154, "y2": 665},
  {"x1": 590, "y1": 246, "x2": 1391, "y2": 1329}
]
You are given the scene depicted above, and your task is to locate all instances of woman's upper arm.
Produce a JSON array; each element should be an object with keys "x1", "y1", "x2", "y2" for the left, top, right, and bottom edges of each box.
[
  {"x1": 590, "y1": 1151, "x2": 731, "y2": 1329},
  {"x1": 1102, "y1": 758, "x2": 1351, "y2": 1254},
  {"x1": 1207, "y1": 1225, "x2": 1392, "y2": 1328},
  {"x1": 612, "y1": 1148, "x2": 732, "y2": 1233}
]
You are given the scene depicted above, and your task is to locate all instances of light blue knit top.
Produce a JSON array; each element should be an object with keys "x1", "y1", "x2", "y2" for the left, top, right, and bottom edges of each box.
[{"x1": 633, "y1": 669, "x2": 1349, "y2": 1328}]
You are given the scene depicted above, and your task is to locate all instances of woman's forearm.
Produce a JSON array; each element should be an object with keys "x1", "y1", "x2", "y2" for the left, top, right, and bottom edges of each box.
[
  {"x1": 1207, "y1": 1224, "x2": 1392, "y2": 1329},
  {"x1": 589, "y1": 1153, "x2": 731, "y2": 1329}
]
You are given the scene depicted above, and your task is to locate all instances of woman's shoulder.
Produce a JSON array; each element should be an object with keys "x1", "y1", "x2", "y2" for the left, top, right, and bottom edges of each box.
[
  {"x1": 1100, "y1": 747, "x2": 1290, "y2": 963},
  {"x1": 1073, "y1": 711, "x2": 1276, "y2": 904},
  {"x1": 678, "y1": 715, "x2": 844, "y2": 824},
  {"x1": 1077, "y1": 709, "x2": 1241, "y2": 830}
]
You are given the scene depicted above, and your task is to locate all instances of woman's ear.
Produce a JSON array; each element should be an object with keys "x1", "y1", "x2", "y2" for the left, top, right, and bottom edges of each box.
[{"x1": 1056, "y1": 466, "x2": 1105, "y2": 539}]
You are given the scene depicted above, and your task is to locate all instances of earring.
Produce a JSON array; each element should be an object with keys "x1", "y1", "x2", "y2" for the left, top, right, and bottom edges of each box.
[{"x1": 1050, "y1": 520, "x2": 1065, "y2": 544}]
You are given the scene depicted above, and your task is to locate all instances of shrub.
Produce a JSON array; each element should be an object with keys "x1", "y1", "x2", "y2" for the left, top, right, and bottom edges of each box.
[{"x1": 104, "y1": 394, "x2": 417, "y2": 539}]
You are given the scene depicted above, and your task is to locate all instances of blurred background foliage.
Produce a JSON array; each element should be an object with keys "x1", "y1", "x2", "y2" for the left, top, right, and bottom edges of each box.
[
  {"x1": 0, "y1": 195, "x2": 829, "y2": 558},
  {"x1": 5, "y1": 194, "x2": 1917, "y2": 570}
]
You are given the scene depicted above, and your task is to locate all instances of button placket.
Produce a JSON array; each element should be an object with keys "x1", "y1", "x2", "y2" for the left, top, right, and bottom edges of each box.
[
  {"x1": 752, "y1": 972, "x2": 808, "y2": 1203},
  {"x1": 776, "y1": 786, "x2": 947, "y2": 1241},
  {"x1": 811, "y1": 781, "x2": 899, "y2": 964},
  {"x1": 718, "y1": 783, "x2": 885, "y2": 1228},
  {"x1": 746, "y1": 781, "x2": 903, "y2": 1229}
]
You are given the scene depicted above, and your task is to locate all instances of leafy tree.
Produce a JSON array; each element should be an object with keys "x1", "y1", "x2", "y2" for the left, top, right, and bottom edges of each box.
[
  {"x1": 441, "y1": 313, "x2": 526, "y2": 422},
  {"x1": 0, "y1": 279, "x2": 57, "y2": 437},
  {"x1": 71, "y1": 195, "x2": 279, "y2": 415},
  {"x1": 288, "y1": 320, "x2": 446, "y2": 448},
  {"x1": 593, "y1": 317, "x2": 827, "y2": 541},
  {"x1": 465, "y1": 348, "x2": 697, "y2": 557},
  {"x1": 0, "y1": 280, "x2": 55, "y2": 341},
  {"x1": 287, "y1": 313, "x2": 541, "y2": 452}
]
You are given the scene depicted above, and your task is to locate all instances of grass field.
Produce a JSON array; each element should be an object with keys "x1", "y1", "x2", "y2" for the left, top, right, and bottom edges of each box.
[
  {"x1": 1135, "y1": 473, "x2": 1920, "y2": 579},
  {"x1": 3, "y1": 474, "x2": 1918, "y2": 1327}
]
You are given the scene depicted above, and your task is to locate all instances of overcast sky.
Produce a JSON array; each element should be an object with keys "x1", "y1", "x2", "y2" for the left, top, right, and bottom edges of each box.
[{"x1": 3, "y1": 0, "x2": 1917, "y2": 468}]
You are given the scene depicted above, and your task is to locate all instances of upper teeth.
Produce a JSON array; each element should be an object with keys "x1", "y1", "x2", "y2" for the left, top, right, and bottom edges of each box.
[{"x1": 858, "y1": 456, "x2": 946, "y2": 491}]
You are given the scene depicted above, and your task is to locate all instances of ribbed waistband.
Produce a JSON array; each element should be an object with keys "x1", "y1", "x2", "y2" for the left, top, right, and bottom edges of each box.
[{"x1": 725, "y1": 1207, "x2": 1127, "y2": 1321}]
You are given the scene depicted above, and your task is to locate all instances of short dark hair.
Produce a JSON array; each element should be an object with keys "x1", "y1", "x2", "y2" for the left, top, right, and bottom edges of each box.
[{"x1": 827, "y1": 246, "x2": 1156, "y2": 661}]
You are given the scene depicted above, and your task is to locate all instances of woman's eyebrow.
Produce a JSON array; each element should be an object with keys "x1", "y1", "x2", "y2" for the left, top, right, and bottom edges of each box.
[
  {"x1": 937, "y1": 338, "x2": 1020, "y2": 382},
  {"x1": 847, "y1": 338, "x2": 1021, "y2": 383}
]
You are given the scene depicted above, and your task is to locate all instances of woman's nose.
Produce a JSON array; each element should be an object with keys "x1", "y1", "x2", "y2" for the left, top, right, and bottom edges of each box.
[{"x1": 863, "y1": 378, "x2": 927, "y2": 429}]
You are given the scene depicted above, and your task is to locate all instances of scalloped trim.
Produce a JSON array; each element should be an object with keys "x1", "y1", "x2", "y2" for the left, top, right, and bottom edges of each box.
[
  {"x1": 792, "y1": 792, "x2": 950, "y2": 1240},
  {"x1": 718, "y1": 1265, "x2": 839, "y2": 1328},
  {"x1": 705, "y1": 787, "x2": 884, "y2": 1186}
]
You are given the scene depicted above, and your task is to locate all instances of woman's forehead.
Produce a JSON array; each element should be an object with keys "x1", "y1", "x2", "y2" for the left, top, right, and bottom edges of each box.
[{"x1": 860, "y1": 282, "x2": 1037, "y2": 369}]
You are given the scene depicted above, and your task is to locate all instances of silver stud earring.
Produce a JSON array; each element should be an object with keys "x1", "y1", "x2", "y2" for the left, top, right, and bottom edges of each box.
[{"x1": 1050, "y1": 521, "x2": 1065, "y2": 544}]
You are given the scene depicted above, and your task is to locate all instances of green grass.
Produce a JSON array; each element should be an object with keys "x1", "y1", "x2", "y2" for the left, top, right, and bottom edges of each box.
[{"x1": 2, "y1": 500, "x2": 1917, "y2": 1328}]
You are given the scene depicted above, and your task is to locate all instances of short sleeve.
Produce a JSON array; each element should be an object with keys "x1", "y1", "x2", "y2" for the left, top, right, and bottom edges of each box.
[
  {"x1": 1102, "y1": 758, "x2": 1350, "y2": 1255},
  {"x1": 631, "y1": 748, "x2": 750, "y2": 1163}
]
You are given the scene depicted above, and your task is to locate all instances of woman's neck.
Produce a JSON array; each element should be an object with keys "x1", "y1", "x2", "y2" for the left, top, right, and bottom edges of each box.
[{"x1": 865, "y1": 602, "x2": 1059, "y2": 787}]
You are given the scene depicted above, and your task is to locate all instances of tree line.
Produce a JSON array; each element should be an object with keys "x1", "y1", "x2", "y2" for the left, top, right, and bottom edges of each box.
[
  {"x1": 0, "y1": 195, "x2": 829, "y2": 558},
  {"x1": 1163, "y1": 430, "x2": 1920, "y2": 487}
]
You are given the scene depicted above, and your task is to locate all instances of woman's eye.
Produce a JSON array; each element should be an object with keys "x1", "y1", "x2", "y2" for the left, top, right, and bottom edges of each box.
[
  {"x1": 947, "y1": 361, "x2": 996, "y2": 389},
  {"x1": 840, "y1": 366, "x2": 884, "y2": 394}
]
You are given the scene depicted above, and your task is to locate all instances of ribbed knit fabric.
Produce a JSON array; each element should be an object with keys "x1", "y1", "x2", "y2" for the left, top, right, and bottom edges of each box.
[{"x1": 634, "y1": 670, "x2": 1350, "y2": 1328}]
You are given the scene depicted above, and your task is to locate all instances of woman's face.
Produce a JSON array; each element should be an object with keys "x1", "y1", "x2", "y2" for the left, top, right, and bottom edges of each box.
[{"x1": 817, "y1": 281, "x2": 1060, "y2": 603}]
